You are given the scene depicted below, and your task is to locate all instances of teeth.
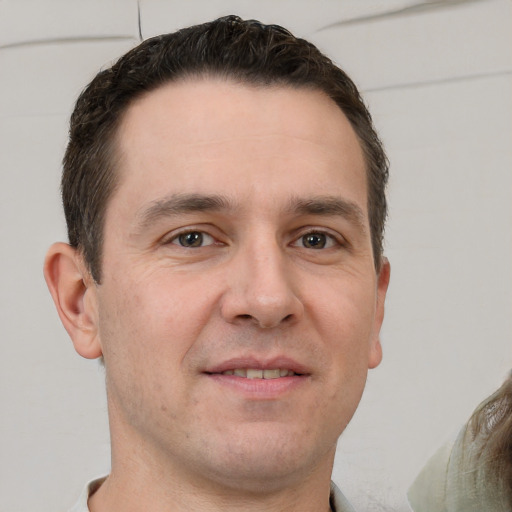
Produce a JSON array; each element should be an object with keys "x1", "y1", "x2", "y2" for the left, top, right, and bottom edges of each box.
[
  {"x1": 221, "y1": 368, "x2": 295, "y2": 379},
  {"x1": 247, "y1": 369, "x2": 263, "y2": 379}
]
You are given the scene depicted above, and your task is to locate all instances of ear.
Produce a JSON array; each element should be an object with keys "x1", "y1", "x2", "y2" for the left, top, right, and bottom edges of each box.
[
  {"x1": 368, "y1": 257, "x2": 390, "y2": 369},
  {"x1": 43, "y1": 242, "x2": 102, "y2": 359}
]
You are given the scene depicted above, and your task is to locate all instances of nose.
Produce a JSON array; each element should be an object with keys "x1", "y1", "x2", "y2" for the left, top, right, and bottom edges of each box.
[{"x1": 220, "y1": 242, "x2": 304, "y2": 329}]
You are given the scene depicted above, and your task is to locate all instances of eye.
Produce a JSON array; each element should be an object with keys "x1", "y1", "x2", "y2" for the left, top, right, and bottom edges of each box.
[
  {"x1": 294, "y1": 231, "x2": 338, "y2": 250},
  {"x1": 171, "y1": 231, "x2": 215, "y2": 248}
]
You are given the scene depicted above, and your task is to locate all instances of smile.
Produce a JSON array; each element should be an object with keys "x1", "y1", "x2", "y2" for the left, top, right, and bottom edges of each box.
[
  {"x1": 204, "y1": 361, "x2": 308, "y2": 398},
  {"x1": 221, "y1": 369, "x2": 297, "y2": 379}
]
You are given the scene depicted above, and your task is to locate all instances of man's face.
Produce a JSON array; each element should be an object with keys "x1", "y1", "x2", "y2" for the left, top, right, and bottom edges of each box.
[{"x1": 92, "y1": 79, "x2": 388, "y2": 490}]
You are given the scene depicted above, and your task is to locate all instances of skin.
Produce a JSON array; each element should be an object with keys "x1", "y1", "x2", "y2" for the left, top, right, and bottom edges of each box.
[{"x1": 45, "y1": 78, "x2": 390, "y2": 512}]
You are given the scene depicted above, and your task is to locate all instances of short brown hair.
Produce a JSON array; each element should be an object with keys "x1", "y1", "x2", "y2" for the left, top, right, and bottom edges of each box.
[{"x1": 63, "y1": 15, "x2": 388, "y2": 282}]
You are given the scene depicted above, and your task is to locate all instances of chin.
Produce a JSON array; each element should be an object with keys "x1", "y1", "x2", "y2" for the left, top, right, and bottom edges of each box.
[{"x1": 197, "y1": 426, "x2": 337, "y2": 493}]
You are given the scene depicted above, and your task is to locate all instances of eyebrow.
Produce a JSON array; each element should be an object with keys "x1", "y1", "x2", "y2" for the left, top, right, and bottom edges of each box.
[
  {"x1": 134, "y1": 193, "x2": 234, "y2": 232},
  {"x1": 133, "y1": 193, "x2": 367, "y2": 233},
  {"x1": 287, "y1": 196, "x2": 367, "y2": 232}
]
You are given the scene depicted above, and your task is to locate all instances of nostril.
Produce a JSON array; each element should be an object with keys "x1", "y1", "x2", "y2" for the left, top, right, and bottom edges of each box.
[{"x1": 283, "y1": 314, "x2": 293, "y2": 322}]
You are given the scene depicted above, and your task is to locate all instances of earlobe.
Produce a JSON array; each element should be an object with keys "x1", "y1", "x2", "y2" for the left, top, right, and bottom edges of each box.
[
  {"x1": 368, "y1": 257, "x2": 390, "y2": 370},
  {"x1": 43, "y1": 242, "x2": 103, "y2": 359}
]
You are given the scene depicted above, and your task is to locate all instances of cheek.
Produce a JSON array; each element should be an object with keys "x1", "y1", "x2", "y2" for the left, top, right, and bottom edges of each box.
[
  {"x1": 97, "y1": 271, "x2": 219, "y2": 367},
  {"x1": 311, "y1": 280, "x2": 377, "y2": 349},
  {"x1": 96, "y1": 282, "x2": 188, "y2": 425},
  {"x1": 307, "y1": 278, "x2": 377, "y2": 404}
]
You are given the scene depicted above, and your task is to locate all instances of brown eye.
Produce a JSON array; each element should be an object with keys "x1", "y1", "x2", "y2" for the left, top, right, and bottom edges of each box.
[
  {"x1": 291, "y1": 231, "x2": 339, "y2": 250},
  {"x1": 302, "y1": 233, "x2": 327, "y2": 249},
  {"x1": 172, "y1": 231, "x2": 214, "y2": 248}
]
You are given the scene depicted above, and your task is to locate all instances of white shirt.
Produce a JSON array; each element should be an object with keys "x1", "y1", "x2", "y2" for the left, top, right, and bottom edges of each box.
[{"x1": 69, "y1": 477, "x2": 357, "y2": 512}]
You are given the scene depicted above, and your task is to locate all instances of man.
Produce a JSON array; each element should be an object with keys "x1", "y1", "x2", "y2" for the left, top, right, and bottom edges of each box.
[{"x1": 44, "y1": 15, "x2": 390, "y2": 512}]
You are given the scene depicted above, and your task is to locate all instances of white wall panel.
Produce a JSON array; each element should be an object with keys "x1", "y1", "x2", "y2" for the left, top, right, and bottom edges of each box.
[
  {"x1": 0, "y1": 40, "x2": 138, "y2": 117},
  {"x1": 0, "y1": 0, "x2": 139, "y2": 47},
  {"x1": 140, "y1": 0, "x2": 444, "y2": 39},
  {"x1": 311, "y1": 0, "x2": 512, "y2": 91}
]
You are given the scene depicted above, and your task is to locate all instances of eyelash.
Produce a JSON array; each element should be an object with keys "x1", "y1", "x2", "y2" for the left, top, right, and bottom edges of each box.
[
  {"x1": 167, "y1": 230, "x2": 217, "y2": 248},
  {"x1": 165, "y1": 228, "x2": 344, "y2": 250},
  {"x1": 293, "y1": 230, "x2": 343, "y2": 250}
]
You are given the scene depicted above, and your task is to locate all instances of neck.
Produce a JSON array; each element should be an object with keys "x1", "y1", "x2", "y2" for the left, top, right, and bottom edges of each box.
[
  {"x1": 92, "y1": 395, "x2": 338, "y2": 512},
  {"x1": 89, "y1": 431, "x2": 335, "y2": 512},
  {"x1": 89, "y1": 468, "x2": 334, "y2": 512}
]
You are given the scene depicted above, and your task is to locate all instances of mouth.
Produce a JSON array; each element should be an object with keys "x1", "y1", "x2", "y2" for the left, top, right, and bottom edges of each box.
[
  {"x1": 203, "y1": 358, "x2": 309, "y2": 398},
  {"x1": 204, "y1": 366, "x2": 307, "y2": 399},
  {"x1": 211, "y1": 368, "x2": 299, "y2": 379}
]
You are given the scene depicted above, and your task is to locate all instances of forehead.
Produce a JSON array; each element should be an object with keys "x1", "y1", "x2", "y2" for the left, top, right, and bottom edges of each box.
[{"x1": 111, "y1": 78, "x2": 367, "y2": 219}]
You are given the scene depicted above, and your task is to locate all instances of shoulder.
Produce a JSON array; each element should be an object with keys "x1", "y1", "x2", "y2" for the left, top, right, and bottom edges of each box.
[
  {"x1": 408, "y1": 424, "x2": 510, "y2": 512},
  {"x1": 68, "y1": 476, "x2": 107, "y2": 512}
]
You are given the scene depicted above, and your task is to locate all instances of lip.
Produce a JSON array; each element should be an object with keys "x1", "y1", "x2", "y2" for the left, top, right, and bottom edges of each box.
[
  {"x1": 204, "y1": 356, "x2": 311, "y2": 376},
  {"x1": 203, "y1": 355, "x2": 311, "y2": 399}
]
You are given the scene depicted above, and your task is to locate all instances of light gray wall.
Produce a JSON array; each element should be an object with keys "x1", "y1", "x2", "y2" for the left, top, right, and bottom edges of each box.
[{"x1": 1, "y1": 1, "x2": 511, "y2": 511}]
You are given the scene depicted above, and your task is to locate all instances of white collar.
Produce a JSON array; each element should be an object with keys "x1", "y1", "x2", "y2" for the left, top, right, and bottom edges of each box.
[{"x1": 69, "y1": 477, "x2": 356, "y2": 512}]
